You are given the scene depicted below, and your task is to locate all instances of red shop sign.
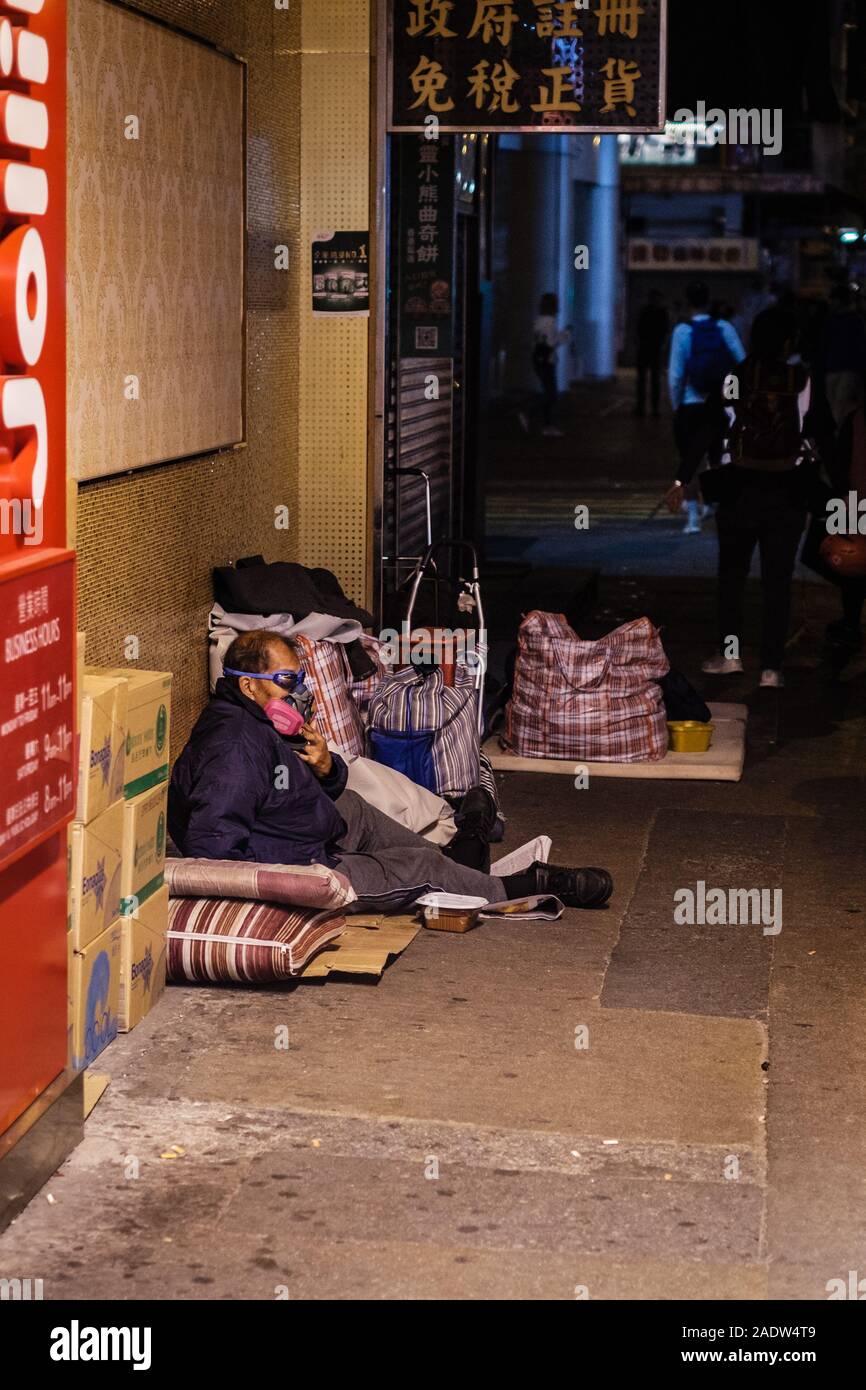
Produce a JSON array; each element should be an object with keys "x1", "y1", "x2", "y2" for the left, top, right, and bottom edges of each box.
[
  {"x1": 0, "y1": 0, "x2": 66, "y2": 564},
  {"x1": 0, "y1": 553, "x2": 74, "y2": 872}
]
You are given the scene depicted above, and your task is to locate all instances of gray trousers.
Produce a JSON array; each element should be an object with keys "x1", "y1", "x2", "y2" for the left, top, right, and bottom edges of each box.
[{"x1": 332, "y1": 789, "x2": 506, "y2": 912}]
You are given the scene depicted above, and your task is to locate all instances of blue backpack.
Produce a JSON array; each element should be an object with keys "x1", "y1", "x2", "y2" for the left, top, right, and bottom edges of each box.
[{"x1": 686, "y1": 319, "x2": 734, "y2": 397}]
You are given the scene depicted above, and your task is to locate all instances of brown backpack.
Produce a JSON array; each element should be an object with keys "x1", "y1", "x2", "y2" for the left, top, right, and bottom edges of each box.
[{"x1": 731, "y1": 360, "x2": 804, "y2": 467}]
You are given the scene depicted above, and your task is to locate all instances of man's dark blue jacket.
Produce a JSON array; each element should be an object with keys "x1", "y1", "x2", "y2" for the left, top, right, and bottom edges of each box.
[{"x1": 168, "y1": 679, "x2": 348, "y2": 866}]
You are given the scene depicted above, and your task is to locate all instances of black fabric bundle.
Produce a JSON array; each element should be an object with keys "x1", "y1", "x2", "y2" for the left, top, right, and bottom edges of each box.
[{"x1": 213, "y1": 556, "x2": 376, "y2": 680}]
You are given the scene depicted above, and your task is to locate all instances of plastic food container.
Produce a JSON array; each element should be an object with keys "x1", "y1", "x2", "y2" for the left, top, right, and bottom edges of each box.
[
  {"x1": 417, "y1": 893, "x2": 488, "y2": 934},
  {"x1": 667, "y1": 720, "x2": 714, "y2": 753}
]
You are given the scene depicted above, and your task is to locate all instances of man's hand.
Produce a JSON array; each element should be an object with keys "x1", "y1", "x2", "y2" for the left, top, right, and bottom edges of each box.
[
  {"x1": 295, "y1": 722, "x2": 333, "y2": 779},
  {"x1": 665, "y1": 480, "x2": 684, "y2": 514}
]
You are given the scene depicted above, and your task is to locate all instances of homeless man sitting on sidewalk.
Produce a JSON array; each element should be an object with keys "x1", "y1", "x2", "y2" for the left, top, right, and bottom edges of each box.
[{"x1": 168, "y1": 631, "x2": 612, "y2": 911}]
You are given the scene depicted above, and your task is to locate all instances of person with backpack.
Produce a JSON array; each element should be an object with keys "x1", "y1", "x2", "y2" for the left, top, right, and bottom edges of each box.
[
  {"x1": 666, "y1": 281, "x2": 745, "y2": 533},
  {"x1": 690, "y1": 306, "x2": 813, "y2": 688}
]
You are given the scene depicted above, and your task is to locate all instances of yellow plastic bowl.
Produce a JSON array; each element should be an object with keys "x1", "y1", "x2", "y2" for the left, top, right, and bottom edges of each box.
[{"x1": 667, "y1": 720, "x2": 714, "y2": 753}]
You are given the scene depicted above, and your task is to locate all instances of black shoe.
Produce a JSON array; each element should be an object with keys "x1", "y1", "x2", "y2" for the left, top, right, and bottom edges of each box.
[
  {"x1": 532, "y1": 862, "x2": 613, "y2": 909},
  {"x1": 454, "y1": 785, "x2": 498, "y2": 839}
]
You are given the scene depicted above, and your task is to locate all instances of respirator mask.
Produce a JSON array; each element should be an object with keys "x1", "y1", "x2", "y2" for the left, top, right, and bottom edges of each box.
[{"x1": 223, "y1": 664, "x2": 315, "y2": 737}]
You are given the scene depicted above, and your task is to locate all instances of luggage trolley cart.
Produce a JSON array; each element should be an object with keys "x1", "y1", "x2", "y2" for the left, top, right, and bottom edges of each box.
[{"x1": 402, "y1": 539, "x2": 488, "y2": 739}]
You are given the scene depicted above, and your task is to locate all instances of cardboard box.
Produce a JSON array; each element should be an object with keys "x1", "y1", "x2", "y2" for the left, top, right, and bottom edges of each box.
[
  {"x1": 87, "y1": 667, "x2": 171, "y2": 798},
  {"x1": 70, "y1": 921, "x2": 122, "y2": 1071},
  {"x1": 69, "y1": 800, "x2": 125, "y2": 950},
  {"x1": 121, "y1": 782, "x2": 167, "y2": 915},
  {"x1": 76, "y1": 673, "x2": 127, "y2": 823},
  {"x1": 119, "y1": 884, "x2": 168, "y2": 1032}
]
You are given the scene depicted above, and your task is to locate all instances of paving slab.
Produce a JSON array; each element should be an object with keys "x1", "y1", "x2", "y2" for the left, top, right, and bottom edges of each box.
[
  {"x1": 766, "y1": 815, "x2": 866, "y2": 1302},
  {"x1": 602, "y1": 810, "x2": 784, "y2": 1020},
  {"x1": 107, "y1": 967, "x2": 765, "y2": 1148},
  {"x1": 0, "y1": 1095, "x2": 765, "y2": 1301}
]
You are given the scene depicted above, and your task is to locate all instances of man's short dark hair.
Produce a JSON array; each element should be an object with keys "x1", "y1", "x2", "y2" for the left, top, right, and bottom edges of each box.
[
  {"x1": 686, "y1": 281, "x2": 710, "y2": 310},
  {"x1": 222, "y1": 630, "x2": 294, "y2": 688}
]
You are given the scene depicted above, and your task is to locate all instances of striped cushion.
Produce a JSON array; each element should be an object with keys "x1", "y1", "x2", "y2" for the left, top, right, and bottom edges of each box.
[
  {"x1": 165, "y1": 858, "x2": 356, "y2": 910},
  {"x1": 167, "y1": 898, "x2": 347, "y2": 983}
]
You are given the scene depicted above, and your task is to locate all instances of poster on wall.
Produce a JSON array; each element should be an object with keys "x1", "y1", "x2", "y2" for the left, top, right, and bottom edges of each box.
[
  {"x1": 312, "y1": 232, "x2": 371, "y2": 316},
  {"x1": 397, "y1": 134, "x2": 455, "y2": 358},
  {"x1": 390, "y1": 0, "x2": 667, "y2": 133}
]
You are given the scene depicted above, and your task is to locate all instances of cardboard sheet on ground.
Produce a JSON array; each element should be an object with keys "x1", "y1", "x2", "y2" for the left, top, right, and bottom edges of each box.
[
  {"x1": 83, "y1": 1073, "x2": 111, "y2": 1118},
  {"x1": 297, "y1": 914, "x2": 421, "y2": 979},
  {"x1": 484, "y1": 703, "x2": 748, "y2": 783}
]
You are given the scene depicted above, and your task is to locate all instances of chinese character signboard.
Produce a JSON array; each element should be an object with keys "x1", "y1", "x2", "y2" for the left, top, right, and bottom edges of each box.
[
  {"x1": 398, "y1": 133, "x2": 455, "y2": 356},
  {"x1": 628, "y1": 238, "x2": 759, "y2": 272},
  {"x1": 312, "y1": 231, "x2": 370, "y2": 316},
  {"x1": 391, "y1": 0, "x2": 666, "y2": 133},
  {"x1": 0, "y1": 557, "x2": 75, "y2": 875}
]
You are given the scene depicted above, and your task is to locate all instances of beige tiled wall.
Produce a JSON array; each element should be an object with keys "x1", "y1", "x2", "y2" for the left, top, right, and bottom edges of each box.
[{"x1": 75, "y1": 0, "x2": 372, "y2": 754}]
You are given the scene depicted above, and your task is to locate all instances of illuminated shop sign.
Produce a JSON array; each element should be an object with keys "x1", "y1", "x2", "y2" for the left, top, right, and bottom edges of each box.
[
  {"x1": 390, "y1": 0, "x2": 667, "y2": 134},
  {"x1": 628, "y1": 238, "x2": 760, "y2": 272},
  {"x1": 0, "y1": 0, "x2": 73, "y2": 872},
  {"x1": 0, "y1": 0, "x2": 65, "y2": 563}
]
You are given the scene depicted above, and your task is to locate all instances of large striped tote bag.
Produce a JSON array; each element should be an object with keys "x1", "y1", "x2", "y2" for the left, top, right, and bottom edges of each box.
[{"x1": 367, "y1": 663, "x2": 480, "y2": 797}]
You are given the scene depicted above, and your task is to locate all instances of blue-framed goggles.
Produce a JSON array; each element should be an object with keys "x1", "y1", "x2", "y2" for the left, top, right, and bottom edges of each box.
[{"x1": 224, "y1": 666, "x2": 307, "y2": 693}]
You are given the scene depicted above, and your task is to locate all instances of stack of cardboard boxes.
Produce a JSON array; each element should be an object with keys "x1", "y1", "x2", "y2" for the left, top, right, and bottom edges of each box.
[{"x1": 68, "y1": 648, "x2": 173, "y2": 1071}]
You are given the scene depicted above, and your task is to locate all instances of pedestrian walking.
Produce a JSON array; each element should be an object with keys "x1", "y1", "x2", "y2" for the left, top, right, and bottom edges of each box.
[
  {"x1": 732, "y1": 276, "x2": 775, "y2": 347},
  {"x1": 678, "y1": 306, "x2": 813, "y2": 689},
  {"x1": 801, "y1": 396, "x2": 866, "y2": 667},
  {"x1": 634, "y1": 289, "x2": 669, "y2": 418},
  {"x1": 530, "y1": 292, "x2": 571, "y2": 438},
  {"x1": 820, "y1": 283, "x2": 866, "y2": 429},
  {"x1": 667, "y1": 281, "x2": 745, "y2": 533}
]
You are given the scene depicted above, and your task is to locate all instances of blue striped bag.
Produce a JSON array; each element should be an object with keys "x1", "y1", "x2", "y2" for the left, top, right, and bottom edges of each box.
[{"x1": 367, "y1": 663, "x2": 480, "y2": 797}]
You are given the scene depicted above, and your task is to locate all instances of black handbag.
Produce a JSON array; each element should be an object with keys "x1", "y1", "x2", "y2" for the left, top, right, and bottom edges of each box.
[{"x1": 658, "y1": 668, "x2": 712, "y2": 724}]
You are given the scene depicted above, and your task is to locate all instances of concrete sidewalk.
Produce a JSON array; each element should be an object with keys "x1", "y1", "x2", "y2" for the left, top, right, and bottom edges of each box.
[{"x1": 1, "y1": 394, "x2": 864, "y2": 1301}]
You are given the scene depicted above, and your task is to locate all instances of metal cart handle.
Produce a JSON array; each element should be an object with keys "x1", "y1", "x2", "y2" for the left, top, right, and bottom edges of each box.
[
  {"x1": 404, "y1": 540, "x2": 487, "y2": 738},
  {"x1": 406, "y1": 540, "x2": 483, "y2": 632},
  {"x1": 391, "y1": 466, "x2": 433, "y2": 553}
]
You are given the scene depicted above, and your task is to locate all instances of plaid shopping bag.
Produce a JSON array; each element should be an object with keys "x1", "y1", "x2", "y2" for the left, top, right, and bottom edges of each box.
[
  {"x1": 349, "y1": 635, "x2": 392, "y2": 716},
  {"x1": 291, "y1": 635, "x2": 366, "y2": 758},
  {"x1": 505, "y1": 611, "x2": 670, "y2": 763},
  {"x1": 367, "y1": 662, "x2": 480, "y2": 796}
]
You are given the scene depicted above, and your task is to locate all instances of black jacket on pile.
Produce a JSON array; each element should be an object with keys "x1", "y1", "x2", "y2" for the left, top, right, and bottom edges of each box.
[
  {"x1": 212, "y1": 557, "x2": 375, "y2": 679},
  {"x1": 168, "y1": 681, "x2": 348, "y2": 867}
]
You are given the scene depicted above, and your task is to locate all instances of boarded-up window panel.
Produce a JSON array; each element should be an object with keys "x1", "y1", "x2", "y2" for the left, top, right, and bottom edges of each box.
[{"x1": 67, "y1": 0, "x2": 244, "y2": 480}]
